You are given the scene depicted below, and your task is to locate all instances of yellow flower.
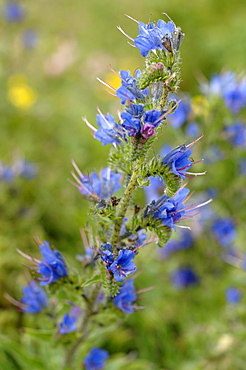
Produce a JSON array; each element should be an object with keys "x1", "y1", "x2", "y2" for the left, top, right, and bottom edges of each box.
[
  {"x1": 7, "y1": 74, "x2": 37, "y2": 110},
  {"x1": 191, "y1": 95, "x2": 209, "y2": 117}
]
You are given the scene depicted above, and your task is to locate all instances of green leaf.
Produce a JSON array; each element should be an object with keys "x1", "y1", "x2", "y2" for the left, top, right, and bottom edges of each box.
[
  {"x1": 23, "y1": 327, "x2": 54, "y2": 341},
  {"x1": 80, "y1": 274, "x2": 101, "y2": 287}
]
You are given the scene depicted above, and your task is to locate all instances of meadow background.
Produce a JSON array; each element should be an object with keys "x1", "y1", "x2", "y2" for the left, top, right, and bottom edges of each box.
[{"x1": 1, "y1": 0, "x2": 246, "y2": 369}]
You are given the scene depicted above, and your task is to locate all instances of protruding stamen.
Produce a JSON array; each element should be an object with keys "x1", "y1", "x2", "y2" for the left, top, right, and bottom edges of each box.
[
  {"x1": 82, "y1": 117, "x2": 97, "y2": 132},
  {"x1": 124, "y1": 14, "x2": 139, "y2": 24},
  {"x1": 117, "y1": 26, "x2": 135, "y2": 41},
  {"x1": 96, "y1": 77, "x2": 116, "y2": 91}
]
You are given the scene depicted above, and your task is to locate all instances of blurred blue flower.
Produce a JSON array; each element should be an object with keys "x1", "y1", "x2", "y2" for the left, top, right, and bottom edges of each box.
[
  {"x1": 171, "y1": 266, "x2": 199, "y2": 289},
  {"x1": 113, "y1": 279, "x2": 136, "y2": 313},
  {"x1": 239, "y1": 158, "x2": 246, "y2": 175},
  {"x1": 224, "y1": 122, "x2": 246, "y2": 148},
  {"x1": 77, "y1": 167, "x2": 121, "y2": 201},
  {"x1": 94, "y1": 112, "x2": 125, "y2": 146},
  {"x1": 226, "y1": 287, "x2": 242, "y2": 305},
  {"x1": 84, "y1": 347, "x2": 109, "y2": 370},
  {"x1": 59, "y1": 307, "x2": 81, "y2": 334},
  {"x1": 22, "y1": 29, "x2": 38, "y2": 49},
  {"x1": 168, "y1": 98, "x2": 191, "y2": 128},
  {"x1": 38, "y1": 241, "x2": 68, "y2": 285},
  {"x1": 201, "y1": 72, "x2": 246, "y2": 114},
  {"x1": 159, "y1": 230, "x2": 193, "y2": 258},
  {"x1": 211, "y1": 218, "x2": 237, "y2": 247},
  {"x1": 134, "y1": 19, "x2": 184, "y2": 57},
  {"x1": 21, "y1": 280, "x2": 47, "y2": 314},
  {"x1": 203, "y1": 144, "x2": 223, "y2": 164},
  {"x1": 116, "y1": 70, "x2": 148, "y2": 104},
  {"x1": 0, "y1": 159, "x2": 37, "y2": 182},
  {"x1": 108, "y1": 249, "x2": 137, "y2": 282},
  {"x1": 144, "y1": 176, "x2": 165, "y2": 203},
  {"x1": 185, "y1": 121, "x2": 200, "y2": 138},
  {"x1": 3, "y1": 1, "x2": 25, "y2": 22},
  {"x1": 200, "y1": 71, "x2": 236, "y2": 96}
]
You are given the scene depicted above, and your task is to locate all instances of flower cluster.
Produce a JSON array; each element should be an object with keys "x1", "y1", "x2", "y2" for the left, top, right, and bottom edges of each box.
[
  {"x1": 201, "y1": 71, "x2": 246, "y2": 114},
  {"x1": 100, "y1": 246, "x2": 137, "y2": 282}
]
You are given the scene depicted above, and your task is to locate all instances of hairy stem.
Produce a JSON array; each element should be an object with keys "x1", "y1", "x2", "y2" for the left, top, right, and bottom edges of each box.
[
  {"x1": 64, "y1": 283, "x2": 101, "y2": 368},
  {"x1": 110, "y1": 158, "x2": 143, "y2": 251}
]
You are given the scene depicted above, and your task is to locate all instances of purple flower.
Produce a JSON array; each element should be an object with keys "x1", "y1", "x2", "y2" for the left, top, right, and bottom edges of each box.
[
  {"x1": 84, "y1": 347, "x2": 109, "y2": 370},
  {"x1": 3, "y1": 1, "x2": 25, "y2": 22},
  {"x1": 141, "y1": 123, "x2": 155, "y2": 138},
  {"x1": 116, "y1": 70, "x2": 148, "y2": 104},
  {"x1": 37, "y1": 241, "x2": 68, "y2": 285},
  {"x1": 226, "y1": 287, "x2": 242, "y2": 305},
  {"x1": 212, "y1": 218, "x2": 237, "y2": 248},
  {"x1": 113, "y1": 279, "x2": 136, "y2": 313},
  {"x1": 108, "y1": 249, "x2": 137, "y2": 282},
  {"x1": 224, "y1": 122, "x2": 246, "y2": 148},
  {"x1": 21, "y1": 280, "x2": 47, "y2": 314},
  {"x1": 94, "y1": 112, "x2": 125, "y2": 146},
  {"x1": 171, "y1": 266, "x2": 199, "y2": 289},
  {"x1": 75, "y1": 167, "x2": 121, "y2": 201},
  {"x1": 134, "y1": 19, "x2": 184, "y2": 57}
]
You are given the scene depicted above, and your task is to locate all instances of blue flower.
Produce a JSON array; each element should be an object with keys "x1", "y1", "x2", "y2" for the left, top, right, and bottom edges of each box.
[
  {"x1": 159, "y1": 230, "x2": 193, "y2": 258},
  {"x1": 77, "y1": 167, "x2": 121, "y2": 201},
  {"x1": 121, "y1": 111, "x2": 141, "y2": 136},
  {"x1": 134, "y1": 19, "x2": 184, "y2": 57},
  {"x1": 162, "y1": 144, "x2": 193, "y2": 179},
  {"x1": 211, "y1": 218, "x2": 237, "y2": 248},
  {"x1": 84, "y1": 347, "x2": 109, "y2": 370},
  {"x1": 144, "y1": 176, "x2": 165, "y2": 203},
  {"x1": 59, "y1": 312, "x2": 77, "y2": 334},
  {"x1": 108, "y1": 249, "x2": 137, "y2": 282},
  {"x1": 116, "y1": 70, "x2": 148, "y2": 104},
  {"x1": 201, "y1": 71, "x2": 246, "y2": 114},
  {"x1": 94, "y1": 112, "x2": 125, "y2": 146},
  {"x1": 200, "y1": 71, "x2": 236, "y2": 96},
  {"x1": 113, "y1": 279, "x2": 136, "y2": 313},
  {"x1": 146, "y1": 188, "x2": 190, "y2": 229},
  {"x1": 224, "y1": 122, "x2": 246, "y2": 148},
  {"x1": 22, "y1": 29, "x2": 38, "y2": 49},
  {"x1": 185, "y1": 121, "x2": 200, "y2": 138},
  {"x1": 3, "y1": 1, "x2": 25, "y2": 22},
  {"x1": 37, "y1": 241, "x2": 68, "y2": 285},
  {"x1": 21, "y1": 280, "x2": 47, "y2": 314},
  {"x1": 226, "y1": 287, "x2": 242, "y2": 305},
  {"x1": 223, "y1": 80, "x2": 246, "y2": 115},
  {"x1": 171, "y1": 266, "x2": 199, "y2": 289},
  {"x1": 168, "y1": 98, "x2": 191, "y2": 128}
]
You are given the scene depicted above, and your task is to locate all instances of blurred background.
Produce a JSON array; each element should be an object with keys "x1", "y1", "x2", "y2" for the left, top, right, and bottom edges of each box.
[{"x1": 1, "y1": 0, "x2": 246, "y2": 369}]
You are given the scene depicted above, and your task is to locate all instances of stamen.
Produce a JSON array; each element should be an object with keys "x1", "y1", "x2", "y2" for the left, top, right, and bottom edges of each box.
[
  {"x1": 124, "y1": 14, "x2": 139, "y2": 24},
  {"x1": 82, "y1": 117, "x2": 97, "y2": 132},
  {"x1": 96, "y1": 77, "x2": 116, "y2": 91},
  {"x1": 117, "y1": 26, "x2": 135, "y2": 41}
]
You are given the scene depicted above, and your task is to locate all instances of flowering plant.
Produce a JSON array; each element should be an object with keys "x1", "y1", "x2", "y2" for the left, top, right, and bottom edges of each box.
[{"x1": 10, "y1": 13, "x2": 213, "y2": 369}]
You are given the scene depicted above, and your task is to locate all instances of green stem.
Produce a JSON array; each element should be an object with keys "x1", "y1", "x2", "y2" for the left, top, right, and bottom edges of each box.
[
  {"x1": 64, "y1": 283, "x2": 101, "y2": 369},
  {"x1": 110, "y1": 158, "x2": 143, "y2": 251}
]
